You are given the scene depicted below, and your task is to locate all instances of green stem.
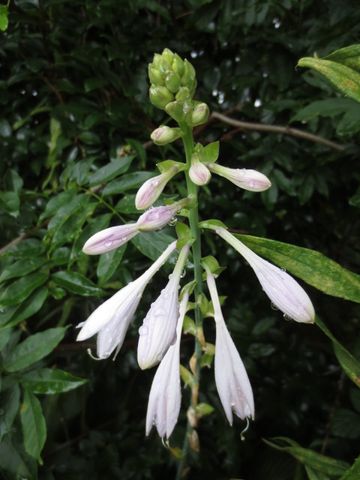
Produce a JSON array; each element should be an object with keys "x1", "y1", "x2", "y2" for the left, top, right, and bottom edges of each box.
[{"x1": 176, "y1": 125, "x2": 203, "y2": 480}]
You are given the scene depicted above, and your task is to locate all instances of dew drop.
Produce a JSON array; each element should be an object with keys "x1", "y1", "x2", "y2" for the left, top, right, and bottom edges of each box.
[
  {"x1": 283, "y1": 313, "x2": 292, "y2": 321},
  {"x1": 105, "y1": 241, "x2": 113, "y2": 248},
  {"x1": 270, "y1": 303, "x2": 278, "y2": 311}
]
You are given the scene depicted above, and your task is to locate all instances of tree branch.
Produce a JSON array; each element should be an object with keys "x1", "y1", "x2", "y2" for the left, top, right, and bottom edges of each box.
[{"x1": 211, "y1": 111, "x2": 346, "y2": 151}]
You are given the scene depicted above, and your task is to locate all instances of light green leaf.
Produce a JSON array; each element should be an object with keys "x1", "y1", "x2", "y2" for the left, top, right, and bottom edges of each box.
[
  {"x1": 340, "y1": 455, "x2": 360, "y2": 480},
  {"x1": 20, "y1": 389, "x2": 46, "y2": 462},
  {"x1": 88, "y1": 156, "x2": 134, "y2": 186},
  {"x1": 316, "y1": 317, "x2": 360, "y2": 388},
  {"x1": 305, "y1": 466, "x2": 329, "y2": 480},
  {"x1": 132, "y1": 230, "x2": 176, "y2": 261},
  {"x1": 297, "y1": 57, "x2": 360, "y2": 103},
  {"x1": 52, "y1": 271, "x2": 103, "y2": 296},
  {"x1": 102, "y1": 171, "x2": 154, "y2": 196},
  {"x1": 236, "y1": 234, "x2": 360, "y2": 303},
  {"x1": 326, "y1": 44, "x2": 360, "y2": 73},
  {"x1": 0, "y1": 5, "x2": 9, "y2": 32},
  {"x1": 0, "y1": 270, "x2": 49, "y2": 309},
  {"x1": 96, "y1": 244, "x2": 127, "y2": 284},
  {"x1": 22, "y1": 368, "x2": 87, "y2": 394},
  {"x1": 264, "y1": 437, "x2": 349, "y2": 476},
  {"x1": 3, "y1": 327, "x2": 66, "y2": 372}
]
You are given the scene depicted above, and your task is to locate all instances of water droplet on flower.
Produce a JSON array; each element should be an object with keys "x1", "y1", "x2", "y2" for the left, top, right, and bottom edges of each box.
[
  {"x1": 283, "y1": 313, "x2": 292, "y2": 321},
  {"x1": 105, "y1": 241, "x2": 113, "y2": 247},
  {"x1": 270, "y1": 303, "x2": 278, "y2": 311},
  {"x1": 168, "y1": 217, "x2": 177, "y2": 226},
  {"x1": 139, "y1": 325, "x2": 148, "y2": 336}
]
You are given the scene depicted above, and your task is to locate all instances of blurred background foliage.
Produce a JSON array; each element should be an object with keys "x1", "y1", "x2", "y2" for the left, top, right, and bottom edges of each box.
[{"x1": 0, "y1": 0, "x2": 360, "y2": 479}]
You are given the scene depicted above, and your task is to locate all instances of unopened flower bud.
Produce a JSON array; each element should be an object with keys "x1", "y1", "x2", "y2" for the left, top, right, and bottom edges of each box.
[
  {"x1": 165, "y1": 100, "x2": 185, "y2": 123},
  {"x1": 189, "y1": 154, "x2": 211, "y2": 186},
  {"x1": 181, "y1": 59, "x2": 196, "y2": 94},
  {"x1": 137, "y1": 201, "x2": 185, "y2": 231},
  {"x1": 148, "y1": 65, "x2": 164, "y2": 86},
  {"x1": 82, "y1": 224, "x2": 139, "y2": 255},
  {"x1": 191, "y1": 102, "x2": 210, "y2": 126},
  {"x1": 151, "y1": 126, "x2": 181, "y2": 145},
  {"x1": 208, "y1": 164, "x2": 271, "y2": 192},
  {"x1": 172, "y1": 53, "x2": 185, "y2": 76},
  {"x1": 149, "y1": 86, "x2": 174, "y2": 109},
  {"x1": 165, "y1": 71, "x2": 181, "y2": 93},
  {"x1": 162, "y1": 48, "x2": 175, "y2": 65},
  {"x1": 176, "y1": 86, "x2": 191, "y2": 102},
  {"x1": 135, "y1": 167, "x2": 178, "y2": 210}
]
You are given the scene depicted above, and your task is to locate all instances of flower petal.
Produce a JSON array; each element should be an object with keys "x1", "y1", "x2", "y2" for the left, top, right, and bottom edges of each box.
[{"x1": 82, "y1": 224, "x2": 138, "y2": 255}]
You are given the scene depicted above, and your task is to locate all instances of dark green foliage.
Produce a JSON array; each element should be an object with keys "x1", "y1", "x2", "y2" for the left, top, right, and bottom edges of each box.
[{"x1": 0, "y1": 1, "x2": 359, "y2": 479}]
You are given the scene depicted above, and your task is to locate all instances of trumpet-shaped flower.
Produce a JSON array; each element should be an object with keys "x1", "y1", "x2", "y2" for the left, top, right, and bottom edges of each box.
[
  {"x1": 207, "y1": 164, "x2": 271, "y2": 192},
  {"x1": 135, "y1": 166, "x2": 179, "y2": 210},
  {"x1": 145, "y1": 291, "x2": 189, "y2": 438},
  {"x1": 76, "y1": 241, "x2": 177, "y2": 359},
  {"x1": 137, "y1": 244, "x2": 190, "y2": 369},
  {"x1": 205, "y1": 267, "x2": 255, "y2": 424},
  {"x1": 216, "y1": 227, "x2": 315, "y2": 323},
  {"x1": 189, "y1": 154, "x2": 211, "y2": 186},
  {"x1": 82, "y1": 201, "x2": 187, "y2": 255}
]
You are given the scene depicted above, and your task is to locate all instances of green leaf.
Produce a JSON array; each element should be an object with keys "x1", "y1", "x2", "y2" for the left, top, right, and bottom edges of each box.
[
  {"x1": 315, "y1": 317, "x2": 360, "y2": 388},
  {"x1": 0, "y1": 327, "x2": 12, "y2": 350},
  {"x1": 297, "y1": 57, "x2": 360, "y2": 103},
  {"x1": 304, "y1": 466, "x2": 329, "y2": 480},
  {"x1": 0, "y1": 384, "x2": 20, "y2": 440},
  {"x1": 199, "y1": 141, "x2": 220, "y2": 163},
  {"x1": 88, "y1": 156, "x2": 134, "y2": 186},
  {"x1": 264, "y1": 437, "x2": 349, "y2": 476},
  {"x1": 0, "y1": 5, "x2": 9, "y2": 32},
  {"x1": 340, "y1": 456, "x2": 360, "y2": 480},
  {"x1": 0, "y1": 437, "x2": 34, "y2": 478},
  {"x1": 0, "y1": 270, "x2": 49, "y2": 309},
  {"x1": 4, "y1": 287, "x2": 48, "y2": 328},
  {"x1": 20, "y1": 389, "x2": 46, "y2": 462},
  {"x1": 96, "y1": 244, "x2": 127, "y2": 284},
  {"x1": 22, "y1": 368, "x2": 87, "y2": 394},
  {"x1": 326, "y1": 44, "x2": 360, "y2": 73},
  {"x1": 131, "y1": 230, "x2": 176, "y2": 261},
  {"x1": 195, "y1": 402, "x2": 214, "y2": 418},
  {"x1": 236, "y1": 234, "x2": 360, "y2": 303},
  {"x1": 332, "y1": 408, "x2": 360, "y2": 439},
  {"x1": 102, "y1": 171, "x2": 154, "y2": 196},
  {"x1": 0, "y1": 257, "x2": 45, "y2": 283},
  {"x1": 3, "y1": 327, "x2": 66, "y2": 372},
  {"x1": 52, "y1": 271, "x2": 103, "y2": 296}
]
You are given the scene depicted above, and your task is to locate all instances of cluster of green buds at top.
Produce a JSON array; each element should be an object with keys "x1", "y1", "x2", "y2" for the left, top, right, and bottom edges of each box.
[
  {"x1": 149, "y1": 48, "x2": 209, "y2": 128},
  {"x1": 77, "y1": 49, "x2": 315, "y2": 444}
]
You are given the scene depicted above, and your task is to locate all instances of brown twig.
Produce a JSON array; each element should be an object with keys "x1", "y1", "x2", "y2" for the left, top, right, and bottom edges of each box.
[{"x1": 211, "y1": 111, "x2": 346, "y2": 151}]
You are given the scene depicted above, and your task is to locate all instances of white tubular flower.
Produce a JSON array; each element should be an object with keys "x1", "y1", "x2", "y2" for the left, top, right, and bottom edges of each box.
[
  {"x1": 76, "y1": 241, "x2": 177, "y2": 359},
  {"x1": 150, "y1": 126, "x2": 181, "y2": 145},
  {"x1": 205, "y1": 267, "x2": 255, "y2": 424},
  {"x1": 216, "y1": 228, "x2": 315, "y2": 323},
  {"x1": 207, "y1": 164, "x2": 271, "y2": 192},
  {"x1": 135, "y1": 167, "x2": 178, "y2": 210},
  {"x1": 82, "y1": 223, "x2": 139, "y2": 255},
  {"x1": 137, "y1": 244, "x2": 190, "y2": 370},
  {"x1": 145, "y1": 291, "x2": 189, "y2": 439},
  {"x1": 189, "y1": 154, "x2": 211, "y2": 186}
]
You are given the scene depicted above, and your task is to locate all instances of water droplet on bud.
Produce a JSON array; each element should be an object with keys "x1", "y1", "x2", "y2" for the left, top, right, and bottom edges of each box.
[
  {"x1": 270, "y1": 303, "x2": 278, "y2": 311},
  {"x1": 105, "y1": 241, "x2": 113, "y2": 248}
]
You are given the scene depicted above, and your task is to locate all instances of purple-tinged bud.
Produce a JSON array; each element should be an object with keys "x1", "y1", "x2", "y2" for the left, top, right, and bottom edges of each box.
[
  {"x1": 137, "y1": 201, "x2": 185, "y2": 232},
  {"x1": 82, "y1": 224, "x2": 139, "y2": 255},
  {"x1": 208, "y1": 164, "x2": 271, "y2": 192},
  {"x1": 150, "y1": 126, "x2": 181, "y2": 145},
  {"x1": 191, "y1": 102, "x2": 209, "y2": 126},
  {"x1": 135, "y1": 167, "x2": 178, "y2": 210},
  {"x1": 189, "y1": 154, "x2": 211, "y2": 186}
]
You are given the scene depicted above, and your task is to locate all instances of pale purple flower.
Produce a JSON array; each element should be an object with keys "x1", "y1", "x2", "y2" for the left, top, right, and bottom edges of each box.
[
  {"x1": 145, "y1": 291, "x2": 189, "y2": 438},
  {"x1": 150, "y1": 126, "x2": 181, "y2": 145},
  {"x1": 137, "y1": 244, "x2": 190, "y2": 369},
  {"x1": 135, "y1": 167, "x2": 178, "y2": 210},
  {"x1": 216, "y1": 228, "x2": 315, "y2": 323},
  {"x1": 82, "y1": 224, "x2": 138, "y2": 255},
  {"x1": 205, "y1": 268, "x2": 255, "y2": 424},
  {"x1": 207, "y1": 164, "x2": 271, "y2": 192},
  {"x1": 76, "y1": 241, "x2": 177, "y2": 359},
  {"x1": 137, "y1": 200, "x2": 186, "y2": 231},
  {"x1": 189, "y1": 154, "x2": 211, "y2": 186}
]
